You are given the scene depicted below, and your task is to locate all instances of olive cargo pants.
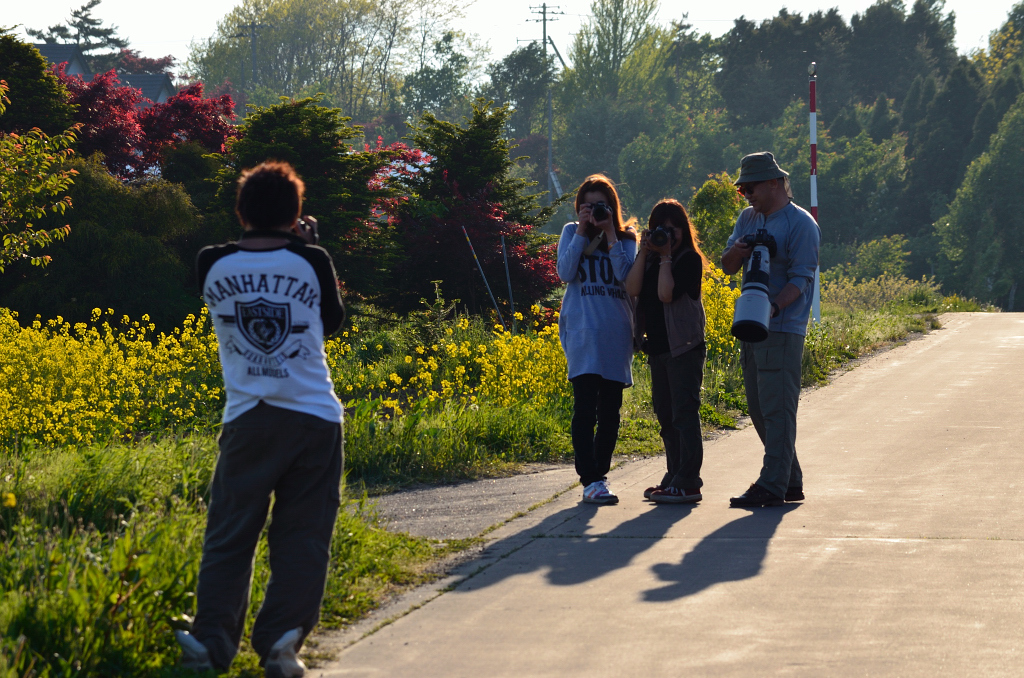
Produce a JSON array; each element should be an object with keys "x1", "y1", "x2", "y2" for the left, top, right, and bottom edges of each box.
[
  {"x1": 741, "y1": 332, "x2": 804, "y2": 498},
  {"x1": 192, "y1": 402, "x2": 343, "y2": 669}
]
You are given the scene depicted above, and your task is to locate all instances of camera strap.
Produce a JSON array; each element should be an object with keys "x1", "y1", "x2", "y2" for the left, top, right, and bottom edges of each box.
[{"x1": 582, "y1": 230, "x2": 605, "y2": 256}]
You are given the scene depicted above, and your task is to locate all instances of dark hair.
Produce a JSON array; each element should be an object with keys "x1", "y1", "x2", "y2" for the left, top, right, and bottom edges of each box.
[
  {"x1": 574, "y1": 174, "x2": 637, "y2": 250},
  {"x1": 648, "y1": 199, "x2": 708, "y2": 268},
  {"x1": 235, "y1": 161, "x2": 305, "y2": 230}
]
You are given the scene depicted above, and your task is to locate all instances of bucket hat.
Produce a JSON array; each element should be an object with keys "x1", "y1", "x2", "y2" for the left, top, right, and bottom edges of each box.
[{"x1": 735, "y1": 151, "x2": 789, "y2": 185}]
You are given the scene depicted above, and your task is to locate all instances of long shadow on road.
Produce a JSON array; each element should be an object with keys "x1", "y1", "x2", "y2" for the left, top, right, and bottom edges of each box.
[
  {"x1": 459, "y1": 501, "x2": 696, "y2": 592},
  {"x1": 643, "y1": 504, "x2": 800, "y2": 601}
]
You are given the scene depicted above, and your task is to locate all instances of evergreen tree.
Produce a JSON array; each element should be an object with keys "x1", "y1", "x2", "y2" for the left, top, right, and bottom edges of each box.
[
  {"x1": 868, "y1": 94, "x2": 897, "y2": 143},
  {"x1": 715, "y1": 8, "x2": 852, "y2": 127},
  {"x1": 405, "y1": 100, "x2": 554, "y2": 228},
  {"x1": 209, "y1": 96, "x2": 419, "y2": 293},
  {"x1": 0, "y1": 34, "x2": 76, "y2": 136},
  {"x1": 897, "y1": 60, "x2": 984, "y2": 245},
  {"x1": 899, "y1": 75, "x2": 926, "y2": 133},
  {"x1": 962, "y1": 100, "x2": 999, "y2": 169},
  {"x1": 830, "y1": 106, "x2": 863, "y2": 139},
  {"x1": 848, "y1": 0, "x2": 955, "y2": 106},
  {"x1": 935, "y1": 92, "x2": 1024, "y2": 308},
  {"x1": 484, "y1": 43, "x2": 554, "y2": 140},
  {"x1": 383, "y1": 100, "x2": 561, "y2": 314},
  {"x1": 27, "y1": 0, "x2": 129, "y2": 73}
]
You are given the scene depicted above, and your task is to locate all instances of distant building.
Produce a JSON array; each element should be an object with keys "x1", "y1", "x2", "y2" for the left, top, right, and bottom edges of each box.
[
  {"x1": 33, "y1": 43, "x2": 90, "y2": 77},
  {"x1": 33, "y1": 43, "x2": 177, "y2": 107},
  {"x1": 119, "y1": 74, "x2": 177, "y2": 105}
]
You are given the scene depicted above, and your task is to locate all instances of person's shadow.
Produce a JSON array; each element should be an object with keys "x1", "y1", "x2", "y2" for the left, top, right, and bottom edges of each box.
[
  {"x1": 457, "y1": 501, "x2": 695, "y2": 591},
  {"x1": 642, "y1": 504, "x2": 799, "y2": 601}
]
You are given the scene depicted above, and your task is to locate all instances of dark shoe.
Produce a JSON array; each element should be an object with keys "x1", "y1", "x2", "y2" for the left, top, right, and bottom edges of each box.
[
  {"x1": 730, "y1": 483, "x2": 784, "y2": 507},
  {"x1": 785, "y1": 486, "x2": 804, "y2": 502},
  {"x1": 643, "y1": 485, "x2": 663, "y2": 500},
  {"x1": 650, "y1": 486, "x2": 701, "y2": 504}
]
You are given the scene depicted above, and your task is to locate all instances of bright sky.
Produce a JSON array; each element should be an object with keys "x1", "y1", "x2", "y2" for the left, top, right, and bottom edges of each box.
[{"x1": 5, "y1": 0, "x2": 1017, "y2": 71}]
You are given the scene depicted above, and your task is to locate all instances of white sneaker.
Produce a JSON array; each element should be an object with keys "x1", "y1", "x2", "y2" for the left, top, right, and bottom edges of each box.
[
  {"x1": 264, "y1": 627, "x2": 306, "y2": 678},
  {"x1": 582, "y1": 480, "x2": 619, "y2": 505},
  {"x1": 174, "y1": 630, "x2": 213, "y2": 671}
]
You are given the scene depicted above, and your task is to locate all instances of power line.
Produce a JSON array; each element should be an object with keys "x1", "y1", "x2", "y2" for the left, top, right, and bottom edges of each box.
[{"x1": 528, "y1": 4, "x2": 565, "y2": 204}]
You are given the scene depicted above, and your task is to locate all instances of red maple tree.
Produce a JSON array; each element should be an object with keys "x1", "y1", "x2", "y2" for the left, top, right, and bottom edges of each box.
[{"x1": 53, "y1": 64, "x2": 235, "y2": 178}]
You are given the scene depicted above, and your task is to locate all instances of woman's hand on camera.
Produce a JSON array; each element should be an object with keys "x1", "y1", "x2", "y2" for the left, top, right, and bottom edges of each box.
[
  {"x1": 638, "y1": 230, "x2": 651, "y2": 255},
  {"x1": 575, "y1": 204, "x2": 593, "y2": 235},
  {"x1": 648, "y1": 232, "x2": 672, "y2": 258}
]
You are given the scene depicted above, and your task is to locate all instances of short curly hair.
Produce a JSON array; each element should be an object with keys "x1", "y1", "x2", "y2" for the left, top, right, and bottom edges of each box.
[{"x1": 235, "y1": 161, "x2": 305, "y2": 230}]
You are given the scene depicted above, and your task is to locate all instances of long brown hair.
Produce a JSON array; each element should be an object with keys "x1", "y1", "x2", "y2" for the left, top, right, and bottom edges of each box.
[
  {"x1": 648, "y1": 199, "x2": 708, "y2": 268},
  {"x1": 574, "y1": 174, "x2": 637, "y2": 251}
]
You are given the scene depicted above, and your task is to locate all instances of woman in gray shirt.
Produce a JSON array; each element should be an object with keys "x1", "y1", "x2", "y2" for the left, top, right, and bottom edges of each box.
[{"x1": 557, "y1": 175, "x2": 637, "y2": 505}]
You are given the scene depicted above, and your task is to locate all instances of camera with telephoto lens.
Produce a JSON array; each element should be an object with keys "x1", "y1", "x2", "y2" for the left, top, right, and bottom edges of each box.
[
  {"x1": 649, "y1": 225, "x2": 675, "y2": 249},
  {"x1": 296, "y1": 215, "x2": 319, "y2": 245},
  {"x1": 730, "y1": 228, "x2": 778, "y2": 343},
  {"x1": 591, "y1": 202, "x2": 610, "y2": 222}
]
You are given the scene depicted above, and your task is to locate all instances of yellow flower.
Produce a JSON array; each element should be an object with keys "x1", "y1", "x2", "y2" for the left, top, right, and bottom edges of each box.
[
  {"x1": 404, "y1": 355, "x2": 412, "y2": 363},
  {"x1": 2, "y1": 492, "x2": 15, "y2": 508},
  {"x1": 513, "y1": 312, "x2": 523, "y2": 321}
]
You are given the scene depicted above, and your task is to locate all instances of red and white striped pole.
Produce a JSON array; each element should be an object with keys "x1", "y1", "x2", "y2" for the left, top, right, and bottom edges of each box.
[{"x1": 809, "y1": 61, "x2": 821, "y2": 323}]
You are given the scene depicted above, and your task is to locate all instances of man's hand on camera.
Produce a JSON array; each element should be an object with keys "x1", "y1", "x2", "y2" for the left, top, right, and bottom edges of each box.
[
  {"x1": 722, "y1": 239, "x2": 753, "y2": 274},
  {"x1": 294, "y1": 216, "x2": 318, "y2": 245}
]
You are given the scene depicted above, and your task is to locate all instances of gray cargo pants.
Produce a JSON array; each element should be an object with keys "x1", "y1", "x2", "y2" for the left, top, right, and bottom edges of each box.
[
  {"x1": 192, "y1": 401, "x2": 343, "y2": 670},
  {"x1": 741, "y1": 331, "x2": 804, "y2": 499}
]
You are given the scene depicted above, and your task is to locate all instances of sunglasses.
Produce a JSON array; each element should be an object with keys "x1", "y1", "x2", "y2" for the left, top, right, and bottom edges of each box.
[{"x1": 737, "y1": 181, "x2": 765, "y2": 196}]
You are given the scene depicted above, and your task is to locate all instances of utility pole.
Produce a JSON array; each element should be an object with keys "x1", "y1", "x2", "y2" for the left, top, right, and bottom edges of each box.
[
  {"x1": 232, "y1": 22, "x2": 271, "y2": 88},
  {"x1": 529, "y1": 3, "x2": 563, "y2": 205},
  {"x1": 808, "y1": 61, "x2": 821, "y2": 324}
]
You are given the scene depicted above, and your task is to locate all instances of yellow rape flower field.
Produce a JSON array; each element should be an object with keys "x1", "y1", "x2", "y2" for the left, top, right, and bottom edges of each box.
[{"x1": 0, "y1": 266, "x2": 743, "y2": 451}]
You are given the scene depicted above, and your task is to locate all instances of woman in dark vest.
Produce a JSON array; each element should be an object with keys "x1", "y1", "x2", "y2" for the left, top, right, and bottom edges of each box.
[{"x1": 625, "y1": 199, "x2": 708, "y2": 503}]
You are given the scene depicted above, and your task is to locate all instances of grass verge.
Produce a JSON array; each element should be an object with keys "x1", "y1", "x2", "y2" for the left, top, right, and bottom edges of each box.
[{"x1": 0, "y1": 436, "x2": 445, "y2": 677}]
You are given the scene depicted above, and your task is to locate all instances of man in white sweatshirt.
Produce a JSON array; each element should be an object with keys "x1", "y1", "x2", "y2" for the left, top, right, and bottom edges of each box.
[{"x1": 176, "y1": 161, "x2": 345, "y2": 678}]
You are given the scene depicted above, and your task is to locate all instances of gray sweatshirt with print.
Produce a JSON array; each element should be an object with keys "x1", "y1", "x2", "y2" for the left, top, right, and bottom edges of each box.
[{"x1": 556, "y1": 223, "x2": 637, "y2": 386}]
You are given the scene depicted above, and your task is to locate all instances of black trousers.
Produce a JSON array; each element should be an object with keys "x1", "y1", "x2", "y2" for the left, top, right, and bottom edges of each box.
[
  {"x1": 649, "y1": 344, "x2": 706, "y2": 490},
  {"x1": 570, "y1": 374, "x2": 626, "y2": 487},
  {"x1": 192, "y1": 402, "x2": 343, "y2": 669}
]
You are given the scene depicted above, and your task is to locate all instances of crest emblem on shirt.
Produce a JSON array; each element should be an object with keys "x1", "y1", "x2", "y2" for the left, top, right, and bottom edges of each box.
[{"x1": 236, "y1": 298, "x2": 290, "y2": 354}]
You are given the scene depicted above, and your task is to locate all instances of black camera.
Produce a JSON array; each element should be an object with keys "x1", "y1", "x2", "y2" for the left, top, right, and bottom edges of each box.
[
  {"x1": 296, "y1": 215, "x2": 319, "y2": 245},
  {"x1": 649, "y1": 225, "x2": 674, "y2": 248},
  {"x1": 740, "y1": 228, "x2": 777, "y2": 257},
  {"x1": 591, "y1": 202, "x2": 610, "y2": 222}
]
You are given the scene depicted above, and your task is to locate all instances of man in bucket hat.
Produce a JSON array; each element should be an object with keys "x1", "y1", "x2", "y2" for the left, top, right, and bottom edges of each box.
[{"x1": 721, "y1": 152, "x2": 819, "y2": 507}]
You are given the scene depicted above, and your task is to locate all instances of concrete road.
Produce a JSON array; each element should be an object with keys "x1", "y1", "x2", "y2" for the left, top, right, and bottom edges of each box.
[{"x1": 315, "y1": 313, "x2": 1024, "y2": 677}]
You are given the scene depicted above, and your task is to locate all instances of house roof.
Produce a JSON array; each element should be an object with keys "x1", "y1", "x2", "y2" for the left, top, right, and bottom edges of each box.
[
  {"x1": 33, "y1": 43, "x2": 90, "y2": 76},
  {"x1": 32, "y1": 43, "x2": 178, "y2": 106},
  {"x1": 120, "y1": 74, "x2": 176, "y2": 105}
]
